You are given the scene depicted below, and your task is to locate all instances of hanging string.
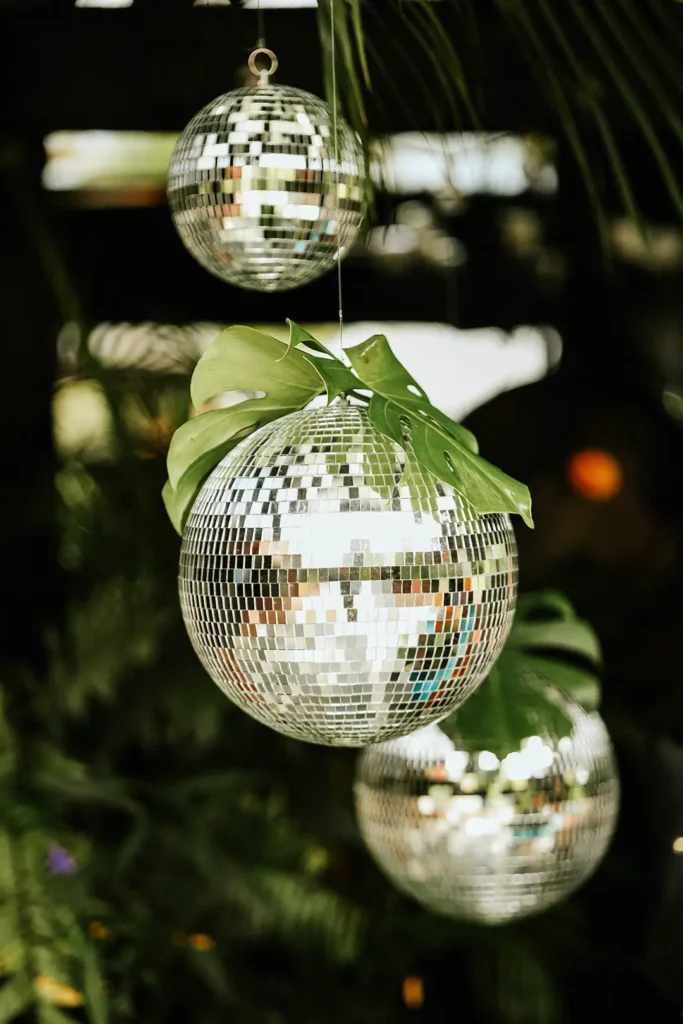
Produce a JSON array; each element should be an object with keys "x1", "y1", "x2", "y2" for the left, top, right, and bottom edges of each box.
[
  {"x1": 330, "y1": 0, "x2": 345, "y2": 351},
  {"x1": 257, "y1": 0, "x2": 265, "y2": 48}
]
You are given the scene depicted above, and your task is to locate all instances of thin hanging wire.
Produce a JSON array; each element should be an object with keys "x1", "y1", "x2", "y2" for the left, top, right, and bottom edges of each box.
[
  {"x1": 257, "y1": 0, "x2": 265, "y2": 47},
  {"x1": 330, "y1": 0, "x2": 345, "y2": 351}
]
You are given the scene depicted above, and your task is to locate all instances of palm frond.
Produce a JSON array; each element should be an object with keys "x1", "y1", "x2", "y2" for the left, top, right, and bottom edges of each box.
[
  {"x1": 317, "y1": 0, "x2": 683, "y2": 233},
  {"x1": 621, "y1": 1, "x2": 683, "y2": 105},
  {"x1": 226, "y1": 870, "x2": 363, "y2": 962},
  {"x1": 0, "y1": 796, "x2": 102, "y2": 1022},
  {"x1": 496, "y1": 0, "x2": 609, "y2": 247},
  {"x1": 537, "y1": 0, "x2": 645, "y2": 239},
  {"x1": 571, "y1": 2, "x2": 683, "y2": 221}
]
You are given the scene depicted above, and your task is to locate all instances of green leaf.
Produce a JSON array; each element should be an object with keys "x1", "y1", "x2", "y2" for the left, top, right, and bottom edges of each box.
[
  {"x1": 285, "y1": 320, "x2": 362, "y2": 403},
  {"x1": 163, "y1": 410, "x2": 261, "y2": 535},
  {"x1": 412, "y1": 0, "x2": 480, "y2": 128},
  {"x1": 166, "y1": 770, "x2": 264, "y2": 802},
  {"x1": 500, "y1": 0, "x2": 611, "y2": 251},
  {"x1": 0, "y1": 939, "x2": 24, "y2": 977},
  {"x1": 571, "y1": 2, "x2": 683, "y2": 223},
  {"x1": 514, "y1": 589, "x2": 575, "y2": 622},
  {"x1": 163, "y1": 322, "x2": 532, "y2": 534},
  {"x1": 167, "y1": 408, "x2": 263, "y2": 491},
  {"x1": 509, "y1": 619, "x2": 602, "y2": 667},
  {"x1": 285, "y1": 318, "x2": 336, "y2": 358},
  {"x1": 0, "y1": 973, "x2": 32, "y2": 1022},
  {"x1": 524, "y1": 655, "x2": 601, "y2": 714},
  {"x1": 442, "y1": 653, "x2": 575, "y2": 759},
  {"x1": 442, "y1": 590, "x2": 603, "y2": 752},
  {"x1": 509, "y1": 590, "x2": 602, "y2": 668},
  {"x1": 83, "y1": 944, "x2": 108, "y2": 1024},
  {"x1": 508, "y1": 590, "x2": 602, "y2": 707},
  {"x1": 161, "y1": 326, "x2": 326, "y2": 532},
  {"x1": 0, "y1": 689, "x2": 16, "y2": 782},
  {"x1": 346, "y1": 334, "x2": 479, "y2": 455},
  {"x1": 187, "y1": 948, "x2": 235, "y2": 1002},
  {"x1": 368, "y1": 392, "x2": 533, "y2": 527},
  {"x1": 31, "y1": 772, "x2": 143, "y2": 819},
  {"x1": 303, "y1": 357, "x2": 361, "y2": 405},
  {"x1": 190, "y1": 325, "x2": 322, "y2": 409},
  {"x1": 538, "y1": 0, "x2": 646, "y2": 241},
  {"x1": 38, "y1": 1005, "x2": 78, "y2": 1024},
  {"x1": 349, "y1": 0, "x2": 371, "y2": 89}
]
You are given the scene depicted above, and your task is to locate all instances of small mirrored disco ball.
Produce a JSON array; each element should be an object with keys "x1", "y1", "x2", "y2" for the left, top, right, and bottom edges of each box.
[
  {"x1": 179, "y1": 403, "x2": 518, "y2": 746},
  {"x1": 167, "y1": 85, "x2": 365, "y2": 291},
  {"x1": 355, "y1": 683, "x2": 619, "y2": 922}
]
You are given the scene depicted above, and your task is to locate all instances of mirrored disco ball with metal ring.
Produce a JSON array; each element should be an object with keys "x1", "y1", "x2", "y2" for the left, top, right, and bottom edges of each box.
[
  {"x1": 179, "y1": 402, "x2": 518, "y2": 746},
  {"x1": 167, "y1": 82, "x2": 365, "y2": 292},
  {"x1": 355, "y1": 682, "x2": 619, "y2": 922}
]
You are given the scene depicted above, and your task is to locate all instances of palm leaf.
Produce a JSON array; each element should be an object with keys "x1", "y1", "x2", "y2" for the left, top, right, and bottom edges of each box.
[
  {"x1": 496, "y1": 0, "x2": 610, "y2": 248},
  {"x1": 622, "y1": 1, "x2": 683, "y2": 105},
  {"x1": 596, "y1": 2, "x2": 683, "y2": 152},
  {"x1": 537, "y1": 0, "x2": 645, "y2": 239},
  {"x1": 349, "y1": 0, "x2": 371, "y2": 89},
  {"x1": 412, "y1": 0, "x2": 480, "y2": 128},
  {"x1": 317, "y1": 0, "x2": 683, "y2": 230},
  {"x1": 572, "y1": 2, "x2": 683, "y2": 221}
]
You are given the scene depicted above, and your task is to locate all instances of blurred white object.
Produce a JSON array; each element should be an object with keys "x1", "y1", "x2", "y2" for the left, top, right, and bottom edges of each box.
[
  {"x1": 366, "y1": 225, "x2": 420, "y2": 259},
  {"x1": 367, "y1": 211, "x2": 467, "y2": 271},
  {"x1": 376, "y1": 133, "x2": 558, "y2": 197},
  {"x1": 242, "y1": 1, "x2": 317, "y2": 6},
  {"x1": 59, "y1": 321, "x2": 561, "y2": 459},
  {"x1": 86, "y1": 322, "x2": 223, "y2": 375},
  {"x1": 612, "y1": 219, "x2": 683, "y2": 271},
  {"x1": 43, "y1": 131, "x2": 177, "y2": 192},
  {"x1": 53, "y1": 380, "x2": 114, "y2": 459},
  {"x1": 75, "y1": 0, "x2": 133, "y2": 7},
  {"x1": 72, "y1": 320, "x2": 561, "y2": 423},
  {"x1": 289, "y1": 321, "x2": 561, "y2": 423}
]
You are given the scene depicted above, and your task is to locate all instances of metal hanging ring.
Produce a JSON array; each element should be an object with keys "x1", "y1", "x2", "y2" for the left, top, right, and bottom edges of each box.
[{"x1": 248, "y1": 48, "x2": 279, "y2": 83}]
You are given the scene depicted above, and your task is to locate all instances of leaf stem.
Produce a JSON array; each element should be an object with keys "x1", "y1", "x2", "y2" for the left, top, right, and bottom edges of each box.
[{"x1": 342, "y1": 390, "x2": 370, "y2": 405}]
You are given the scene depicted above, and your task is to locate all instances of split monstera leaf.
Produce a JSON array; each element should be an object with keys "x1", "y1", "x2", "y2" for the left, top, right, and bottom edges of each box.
[
  {"x1": 441, "y1": 591, "x2": 604, "y2": 758},
  {"x1": 163, "y1": 320, "x2": 533, "y2": 535}
]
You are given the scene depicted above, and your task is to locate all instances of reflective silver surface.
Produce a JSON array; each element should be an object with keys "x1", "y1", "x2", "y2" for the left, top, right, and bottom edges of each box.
[
  {"x1": 355, "y1": 685, "x2": 619, "y2": 922},
  {"x1": 179, "y1": 403, "x2": 517, "y2": 746},
  {"x1": 167, "y1": 84, "x2": 365, "y2": 291}
]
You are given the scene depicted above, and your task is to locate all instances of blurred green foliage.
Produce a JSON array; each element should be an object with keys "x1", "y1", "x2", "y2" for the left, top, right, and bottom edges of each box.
[{"x1": 0, "y1": 343, "x2": 634, "y2": 1023}]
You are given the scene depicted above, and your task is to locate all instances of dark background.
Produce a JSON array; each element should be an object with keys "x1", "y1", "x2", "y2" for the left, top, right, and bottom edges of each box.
[{"x1": 2, "y1": 2, "x2": 683, "y2": 1021}]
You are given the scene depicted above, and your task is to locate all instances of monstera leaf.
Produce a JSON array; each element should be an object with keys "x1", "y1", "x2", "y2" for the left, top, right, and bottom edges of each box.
[
  {"x1": 442, "y1": 591, "x2": 602, "y2": 757},
  {"x1": 346, "y1": 334, "x2": 533, "y2": 527},
  {"x1": 285, "y1": 320, "x2": 360, "y2": 403},
  {"x1": 163, "y1": 322, "x2": 370, "y2": 533},
  {"x1": 162, "y1": 321, "x2": 532, "y2": 534}
]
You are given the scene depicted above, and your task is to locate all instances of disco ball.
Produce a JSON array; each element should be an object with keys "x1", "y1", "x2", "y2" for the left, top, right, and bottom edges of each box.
[
  {"x1": 179, "y1": 402, "x2": 518, "y2": 746},
  {"x1": 167, "y1": 83, "x2": 365, "y2": 291},
  {"x1": 355, "y1": 680, "x2": 619, "y2": 923}
]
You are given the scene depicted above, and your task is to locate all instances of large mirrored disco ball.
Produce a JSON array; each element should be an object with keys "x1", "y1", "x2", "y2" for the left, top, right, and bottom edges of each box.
[
  {"x1": 355, "y1": 683, "x2": 619, "y2": 923},
  {"x1": 167, "y1": 84, "x2": 365, "y2": 291},
  {"x1": 179, "y1": 403, "x2": 517, "y2": 746}
]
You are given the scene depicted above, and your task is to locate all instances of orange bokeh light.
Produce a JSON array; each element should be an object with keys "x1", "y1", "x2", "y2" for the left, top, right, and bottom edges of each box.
[
  {"x1": 402, "y1": 976, "x2": 425, "y2": 1009},
  {"x1": 568, "y1": 449, "x2": 623, "y2": 501},
  {"x1": 88, "y1": 921, "x2": 112, "y2": 941}
]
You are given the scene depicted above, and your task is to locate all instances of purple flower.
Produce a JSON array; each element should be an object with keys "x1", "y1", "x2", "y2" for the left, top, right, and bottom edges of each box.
[{"x1": 48, "y1": 844, "x2": 78, "y2": 876}]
